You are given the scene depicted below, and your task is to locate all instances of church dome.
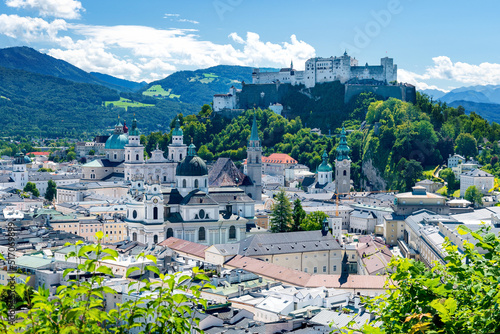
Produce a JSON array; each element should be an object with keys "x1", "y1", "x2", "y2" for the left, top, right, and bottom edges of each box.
[
  {"x1": 317, "y1": 150, "x2": 332, "y2": 172},
  {"x1": 172, "y1": 118, "x2": 183, "y2": 137},
  {"x1": 105, "y1": 133, "x2": 129, "y2": 150},
  {"x1": 176, "y1": 144, "x2": 207, "y2": 176}
]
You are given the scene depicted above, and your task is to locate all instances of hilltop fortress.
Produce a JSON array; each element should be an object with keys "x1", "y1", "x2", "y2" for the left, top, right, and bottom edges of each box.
[
  {"x1": 213, "y1": 52, "x2": 414, "y2": 114},
  {"x1": 252, "y1": 51, "x2": 396, "y2": 88}
]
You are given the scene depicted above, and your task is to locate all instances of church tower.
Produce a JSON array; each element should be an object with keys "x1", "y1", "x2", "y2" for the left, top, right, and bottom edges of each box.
[
  {"x1": 335, "y1": 127, "x2": 351, "y2": 194},
  {"x1": 246, "y1": 115, "x2": 262, "y2": 201},
  {"x1": 124, "y1": 117, "x2": 145, "y2": 181},
  {"x1": 317, "y1": 150, "x2": 333, "y2": 186},
  {"x1": 168, "y1": 117, "x2": 188, "y2": 163},
  {"x1": 12, "y1": 152, "x2": 29, "y2": 190}
]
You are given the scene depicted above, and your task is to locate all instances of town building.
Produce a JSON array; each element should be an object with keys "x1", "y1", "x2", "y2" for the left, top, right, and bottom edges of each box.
[
  {"x1": 392, "y1": 186, "x2": 449, "y2": 216},
  {"x1": 460, "y1": 169, "x2": 494, "y2": 196},
  {"x1": 447, "y1": 153, "x2": 465, "y2": 168}
]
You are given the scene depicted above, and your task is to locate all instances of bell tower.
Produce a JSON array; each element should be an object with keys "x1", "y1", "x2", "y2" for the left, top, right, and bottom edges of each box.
[
  {"x1": 335, "y1": 127, "x2": 351, "y2": 194},
  {"x1": 246, "y1": 115, "x2": 262, "y2": 201}
]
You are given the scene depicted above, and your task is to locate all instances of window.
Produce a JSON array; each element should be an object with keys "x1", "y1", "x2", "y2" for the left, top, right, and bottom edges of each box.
[
  {"x1": 333, "y1": 265, "x2": 337, "y2": 271},
  {"x1": 198, "y1": 227, "x2": 206, "y2": 241},
  {"x1": 304, "y1": 268, "x2": 308, "y2": 273},
  {"x1": 132, "y1": 233, "x2": 137, "y2": 241},
  {"x1": 182, "y1": 179, "x2": 186, "y2": 188},
  {"x1": 167, "y1": 228, "x2": 173, "y2": 238},
  {"x1": 153, "y1": 207, "x2": 158, "y2": 220},
  {"x1": 136, "y1": 154, "x2": 139, "y2": 161},
  {"x1": 194, "y1": 179, "x2": 199, "y2": 188},
  {"x1": 199, "y1": 209, "x2": 205, "y2": 219},
  {"x1": 132, "y1": 210, "x2": 137, "y2": 219},
  {"x1": 323, "y1": 266, "x2": 327, "y2": 273},
  {"x1": 314, "y1": 267, "x2": 317, "y2": 273},
  {"x1": 153, "y1": 235, "x2": 158, "y2": 244},
  {"x1": 229, "y1": 225, "x2": 236, "y2": 239}
]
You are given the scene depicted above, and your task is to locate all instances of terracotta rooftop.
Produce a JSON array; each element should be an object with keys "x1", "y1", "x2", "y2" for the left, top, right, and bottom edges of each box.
[
  {"x1": 262, "y1": 153, "x2": 297, "y2": 164},
  {"x1": 158, "y1": 237, "x2": 208, "y2": 259}
]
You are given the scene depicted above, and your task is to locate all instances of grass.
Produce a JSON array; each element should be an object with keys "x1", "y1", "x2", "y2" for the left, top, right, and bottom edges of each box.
[
  {"x1": 104, "y1": 97, "x2": 155, "y2": 111},
  {"x1": 452, "y1": 189, "x2": 461, "y2": 198},
  {"x1": 142, "y1": 85, "x2": 181, "y2": 99},
  {"x1": 0, "y1": 96, "x2": 10, "y2": 101},
  {"x1": 437, "y1": 186, "x2": 448, "y2": 196},
  {"x1": 188, "y1": 73, "x2": 218, "y2": 84}
]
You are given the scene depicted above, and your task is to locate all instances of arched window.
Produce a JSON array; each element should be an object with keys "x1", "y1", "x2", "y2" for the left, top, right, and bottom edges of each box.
[
  {"x1": 128, "y1": 154, "x2": 130, "y2": 161},
  {"x1": 153, "y1": 207, "x2": 158, "y2": 220},
  {"x1": 180, "y1": 153, "x2": 183, "y2": 160},
  {"x1": 167, "y1": 228, "x2": 173, "y2": 238},
  {"x1": 182, "y1": 179, "x2": 186, "y2": 188},
  {"x1": 198, "y1": 227, "x2": 206, "y2": 241},
  {"x1": 136, "y1": 154, "x2": 139, "y2": 161},
  {"x1": 229, "y1": 225, "x2": 236, "y2": 240},
  {"x1": 194, "y1": 179, "x2": 199, "y2": 188},
  {"x1": 153, "y1": 235, "x2": 158, "y2": 244},
  {"x1": 132, "y1": 232, "x2": 137, "y2": 241},
  {"x1": 343, "y1": 170, "x2": 347, "y2": 176}
]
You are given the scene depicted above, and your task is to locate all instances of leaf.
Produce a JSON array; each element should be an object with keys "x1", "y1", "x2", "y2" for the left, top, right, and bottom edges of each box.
[
  {"x1": 96, "y1": 266, "x2": 114, "y2": 276},
  {"x1": 96, "y1": 230, "x2": 104, "y2": 240},
  {"x1": 102, "y1": 248, "x2": 119, "y2": 259},
  {"x1": 145, "y1": 254, "x2": 157, "y2": 264},
  {"x1": 146, "y1": 265, "x2": 160, "y2": 276},
  {"x1": 126, "y1": 266, "x2": 141, "y2": 278}
]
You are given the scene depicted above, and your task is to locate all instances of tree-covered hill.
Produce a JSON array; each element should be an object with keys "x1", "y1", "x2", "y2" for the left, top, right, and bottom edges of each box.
[
  {"x1": 0, "y1": 46, "x2": 143, "y2": 92},
  {"x1": 140, "y1": 65, "x2": 255, "y2": 106},
  {"x1": 0, "y1": 66, "x2": 198, "y2": 138}
]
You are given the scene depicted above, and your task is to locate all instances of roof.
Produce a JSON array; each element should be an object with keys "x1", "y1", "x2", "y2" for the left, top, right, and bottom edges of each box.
[
  {"x1": 28, "y1": 172, "x2": 80, "y2": 182},
  {"x1": 461, "y1": 169, "x2": 493, "y2": 177},
  {"x1": 27, "y1": 152, "x2": 49, "y2": 156},
  {"x1": 82, "y1": 159, "x2": 124, "y2": 168},
  {"x1": 158, "y1": 237, "x2": 208, "y2": 259},
  {"x1": 351, "y1": 210, "x2": 376, "y2": 219},
  {"x1": 176, "y1": 144, "x2": 208, "y2": 177},
  {"x1": 262, "y1": 153, "x2": 297, "y2": 164},
  {"x1": 301, "y1": 176, "x2": 316, "y2": 188},
  {"x1": 180, "y1": 190, "x2": 218, "y2": 206},
  {"x1": 16, "y1": 255, "x2": 54, "y2": 269},
  {"x1": 208, "y1": 158, "x2": 253, "y2": 187},
  {"x1": 105, "y1": 133, "x2": 129, "y2": 150},
  {"x1": 249, "y1": 115, "x2": 259, "y2": 142}
]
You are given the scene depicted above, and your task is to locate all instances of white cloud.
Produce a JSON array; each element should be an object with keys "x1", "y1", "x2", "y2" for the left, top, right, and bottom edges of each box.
[
  {"x1": 398, "y1": 69, "x2": 448, "y2": 92},
  {"x1": 6, "y1": 0, "x2": 84, "y2": 19},
  {"x1": 163, "y1": 13, "x2": 180, "y2": 18},
  {"x1": 0, "y1": 14, "x2": 70, "y2": 43},
  {"x1": 178, "y1": 18, "x2": 199, "y2": 24}
]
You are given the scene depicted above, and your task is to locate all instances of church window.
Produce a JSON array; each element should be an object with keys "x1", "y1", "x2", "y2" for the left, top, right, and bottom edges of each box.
[
  {"x1": 182, "y1": 179, "x2": 186, "y2": 188},
  {"x1": 114, "y1": 154, "x2": 117, "y2": 160},
  {"x1": 343, "y1": 170, "x2": 346, "y2": 176},
  {"x1": 164, "y1": 176, "x2": 167, "y2": 182},
  {"x1": 194, "y1": 179, "x2": 199, "y2": 188},
  {"x1": 132, "y1": 233, "x2": 137, "y2": 241},
  {"x1": 205, "y1": 179, "x2": 207, "y2": 187},
  {"x1": 229, "y1": 226, "x2": 236, "y2": 240},
  {"x1": 153, "y1": 235, "x2": 158, "y2": 244},
  {"x1": 153, "y1": 207, "x2": 158, "y2": 220},
  {"x1": 198, "y1": 227, "x2": 206, "y2": 241},
  {"x1": 136, "y1": 154, "x2": 139, "y2": 161},
  {"x1": 128, "y1": 154, "x2": 130, "y2": 160},
  {"x1": 167, "y1": 228, "x2": 173, "y2": 238},
  {"x1": 132, "y1": 210, "x2": 137, "y2": 219},
  {"x1": 199, "y1": 209, "x2": 205, "y2": 219},
  {"x1": 180, "y1": 154, "x2": 183, "y2": 160}
]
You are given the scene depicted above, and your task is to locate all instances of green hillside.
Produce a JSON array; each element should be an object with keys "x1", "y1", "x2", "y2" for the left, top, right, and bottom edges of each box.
[
  {"x1": 0, "y1": 66, "x2": 198, "y2": 138},
  {"x1": 140, "y1": 65, "x2": 255, "y2": 106}
]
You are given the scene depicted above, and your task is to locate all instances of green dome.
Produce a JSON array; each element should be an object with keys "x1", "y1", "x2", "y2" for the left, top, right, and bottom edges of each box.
[
  {"x1": 317, "y1": 150, "x2": 332, "y2": 172},
  {"x1": 105, "y1": 133, "x2": 129, "y2": 149},
  {"x1": 176, "y1": 143, "x2": 208, "y2": 176},
  {"x1": 172, "y1": 118, "x2": 183, "y2": 137},
  {"x1": 336, "y1": 127, "x2": 350, "y2": 161}
]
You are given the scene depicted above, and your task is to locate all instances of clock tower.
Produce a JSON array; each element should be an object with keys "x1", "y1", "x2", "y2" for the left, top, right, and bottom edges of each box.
[{"x1": 335, "y1": 126, "x2": 351, "y2": 194}]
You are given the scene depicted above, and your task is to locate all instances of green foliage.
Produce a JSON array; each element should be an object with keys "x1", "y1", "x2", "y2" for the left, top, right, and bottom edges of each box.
[
  {"x1": 45, "y1": 180, "x2": 57, "y2": 202},
  {"x1": 300, "y1": 211, "x2": 328, "y2": 231},
  {"x1": 291, "y1": 198, "x2": 306, "y2": 232},
  {"x1": 270, "y1": 189, "x2": 292, "y2": 233},
  {"x1": 37, "y1": 168, "x2": 54, "y2": 172},
  {"x1": 464, "y1": 185, "x2": 483, "y2": 206},
  {"x1": 23, "y1": 182, "x2": 39, "y2": 197},
  {"x1": 355, "y1": 226, "x2": 500, "y2": 333},
  {"x1": 0, "y1": 234, "x2": 212, "y2": 333},
  {"x1": 199, "y1": 104, "x2": 212, "y2": 118},
  {"x1": 455, "y1": 133, "x2": 478, "y2": 158},
  {"x1": 439, "y1": 168, "x2": 458, "y2": 192}
]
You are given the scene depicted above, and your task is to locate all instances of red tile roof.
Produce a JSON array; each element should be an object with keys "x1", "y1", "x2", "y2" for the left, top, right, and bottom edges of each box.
[
  {"x1": 158, "y1": 237, "x2": 208, "y2": 259},
  {"x1": 27, "y1": 152, "x2": 50, "y2": 156},
  {"x1": 262, "y1": 153, "x2": 297, "y2": 164}
]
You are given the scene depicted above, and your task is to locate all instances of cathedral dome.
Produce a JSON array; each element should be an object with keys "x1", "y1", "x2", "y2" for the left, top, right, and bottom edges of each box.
[
  {"x1": 105, "y1": 133, "x2": 129, "y2": 150},
  {"x1": 176, "y1": 144, "x2": 207, "y2": 176},
  {"x1": 172, "y1": 118, "x2": 183, "y2": 137}
]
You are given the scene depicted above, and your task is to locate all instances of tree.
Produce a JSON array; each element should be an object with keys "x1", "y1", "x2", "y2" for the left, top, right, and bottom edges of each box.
[
  {"x1": 465, "y1": 185, "x2": 483, "y2": 206},
  {"x1": 37, "y1": 168, "x2": 54, "y2": 172},
  {"x1": 270, "y1": 189, "x2": 292, "y2": 233},
  {"x1": 45, "y1": 179, "x2": 57, "y2": 202},
  {"x1": 199, "y1": 104, "x2": 212, "y2": 117},
  {"x1": 197, "y1": 145, "x2": 214, "y2": 161},
  {"x1": 23, "y1": 182, "x2": 39, "y2": 197},
  {"x1": 0, "y1": 232, "x2": 212, "y2": 333},
  {"x1": 300, "y1": 211, "x2": 328, "y2": 231},
  {"x1": 456, "y1": 133, "x2": 478, "y2": 158},
  {"x1": 66, "y1": 151, "x2": 76, "y2": 161},
  {"x1": 88, "y1": 149, "x2": 95, "y2": 156},
  {"x1": 439, "y1": 168, "x2": 458, "y2": 192},
  {"x1": 291, "y1": 198, "x2": 306, "y2": 232},
  {"x1": 353, "y1": 226, "x2": 500, "y2": 333}
]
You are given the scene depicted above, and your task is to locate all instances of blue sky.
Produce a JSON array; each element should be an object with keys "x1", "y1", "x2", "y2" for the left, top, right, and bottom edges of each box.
[{"x1": 0, "y1": 0, "x2": 499, "y2": 91}]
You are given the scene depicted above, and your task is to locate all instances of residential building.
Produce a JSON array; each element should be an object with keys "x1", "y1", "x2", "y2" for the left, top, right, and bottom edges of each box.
[{"x1": 460, "y1": 169, "x2": 494, "y2": 196}]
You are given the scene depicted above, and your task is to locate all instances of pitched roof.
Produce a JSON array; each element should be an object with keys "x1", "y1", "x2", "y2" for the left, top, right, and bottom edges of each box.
[
  {"x1": 262, "y1": 153, "x2": 297, "y2": 164},
  {"x1": 462, "y1": 169, "x2": 493, "y2": 177},
  {"x1": 208, "y1": 158, "x2": 253, "y2": 187},
  {"x1": 180, "y1": 190, "x2": 218, "y2": 206},
  {"x1": 158, "y1": 237, "x2": 208, "y2": 259}
]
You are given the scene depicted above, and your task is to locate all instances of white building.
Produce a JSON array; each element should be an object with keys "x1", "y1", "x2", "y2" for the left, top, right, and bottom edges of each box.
[
  {"x1": 447, "y1": 154, "x2": 466, "y2": 169},
  {"x1": 212, "y1": 86, "x2": 238, "y2": 112},
  {"x1": 460, "y1": 169, "x2": 494, "y2": 197},
  {"x1": 252, "y1": 53, "x2": 397, "y2": 88}
]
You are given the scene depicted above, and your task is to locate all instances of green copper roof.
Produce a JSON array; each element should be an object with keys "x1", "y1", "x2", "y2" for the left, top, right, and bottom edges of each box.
[
  {"x1": 176, "y1": 143, "x2": 208, "y2": 176},
  {"x1": 249, "y1": 115, "x2": 259, "y2": 142},
  {"x1": 129, "y1": 117, "x2": 140, "y2": 136},
  {"x1": 172, "y1": 118, "x2": 183, "y2": 137},
  {"x1": 336, "y1": 126, "x2": 350, "y2": 161},
  {"x1": 105, "y1": 133, "x2": 129, "y2": 150},
  {"x1": 317, "y1": 149, "x2": 333, "y2": 172}
]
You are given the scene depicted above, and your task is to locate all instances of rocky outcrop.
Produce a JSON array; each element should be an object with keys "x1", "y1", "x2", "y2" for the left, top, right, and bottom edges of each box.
[{"x1": 362, "y1": 158, "x2": 387, "y2": 190}]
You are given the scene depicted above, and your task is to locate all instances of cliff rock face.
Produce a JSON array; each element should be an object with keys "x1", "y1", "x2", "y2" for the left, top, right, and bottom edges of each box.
[{"x1": 362, "y1": 158, "x2": 387, "y2": 190}]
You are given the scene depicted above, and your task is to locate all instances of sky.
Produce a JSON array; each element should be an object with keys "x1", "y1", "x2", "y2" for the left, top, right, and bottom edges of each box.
[{"x1": 0, "y1": 0, "x2": 499, "y2": 92}]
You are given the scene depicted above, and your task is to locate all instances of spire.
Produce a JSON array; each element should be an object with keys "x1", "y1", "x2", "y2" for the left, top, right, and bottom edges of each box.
[
  {"x1": 172, "y1": 116, "x2": 183, "y2": 137},
  {"x1": 249, "y1": 114, "x2": 259, "y2": 142},
  {"x1": 187, "y1": 143, "x2": 196, "y2": 156},
  {"x1": 290, "y1": 59, "x2": 293, "y2": 69},
  {"x1": 318, "y1": 149, "x2": 332, "y2": 172},
  {"x1": 129, "y1": 116, "x2": 139, "y2": 136},
  {"x1": 336, "y1": 126, "x2": 350, "y2": 161},
  {"x1": 123, "y1": 121, "x2": 128, "y2": 134}
]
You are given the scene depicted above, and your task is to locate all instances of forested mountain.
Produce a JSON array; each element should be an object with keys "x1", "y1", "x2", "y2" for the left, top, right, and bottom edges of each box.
[
  {"x1": 140, "y1": 65, "x2": 255, "y2": 106},
  {"x1": 0, "y1": 46, "x2": 143, "y2": 92},
  {"x1": 0, "y1": 66, "x2": 197, "y2": 138},
  {"x1": 90, "y1": 72, "x2": 147, "y2": 91},
  {"x1": 448, "y1": 100, "x2": 500, "y2": 124}
]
